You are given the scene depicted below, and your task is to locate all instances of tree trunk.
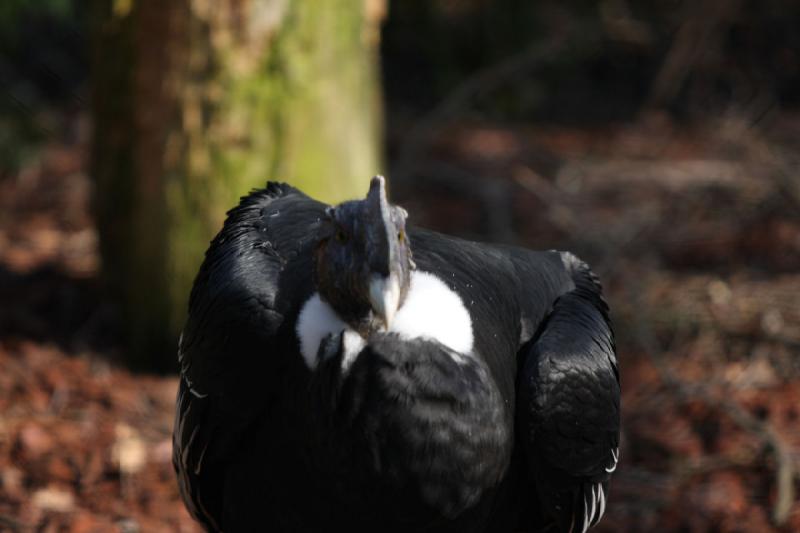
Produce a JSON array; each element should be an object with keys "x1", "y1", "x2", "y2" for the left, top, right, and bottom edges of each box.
[{"x1": 90, "y1": 0, "x2": 385, "y2": 371}]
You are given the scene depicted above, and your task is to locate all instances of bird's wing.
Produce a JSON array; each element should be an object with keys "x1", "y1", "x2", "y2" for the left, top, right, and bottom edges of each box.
[
  {"x1": 400, "y1": 230, "x2": 618, "y2": 532},
  {"x1": 406, "y1": 229, "x2": 577, "y2": 407},
  {"x1": 517, "y1": 254, "x2": 620, "y2": 533},
  {"x1": 173, "y1": 182, "x2": 326, "y2": 530}
]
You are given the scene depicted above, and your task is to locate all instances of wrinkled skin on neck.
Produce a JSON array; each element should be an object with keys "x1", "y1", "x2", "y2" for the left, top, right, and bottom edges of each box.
[{"x1": 313, "y1": 177, "x2": 413, "y2": 336}]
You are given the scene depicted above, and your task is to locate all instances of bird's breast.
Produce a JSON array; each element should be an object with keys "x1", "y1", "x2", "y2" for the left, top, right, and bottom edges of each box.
[
  {"x1": 295, "y1": 271, "x2": 510, "y2": 522},
  {"x1": 304, "y1": 332, "x2": 511, "y2": 523}
]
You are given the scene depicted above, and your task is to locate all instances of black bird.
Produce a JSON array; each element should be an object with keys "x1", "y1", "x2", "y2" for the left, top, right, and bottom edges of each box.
[{"x1": 173, "y1": 176, "x2": 620, "y2": 532}]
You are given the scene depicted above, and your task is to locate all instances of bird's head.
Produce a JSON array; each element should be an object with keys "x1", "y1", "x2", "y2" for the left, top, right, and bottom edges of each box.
[{"x1": 314, "y1": 176, "x2": 414, "y2": 334}]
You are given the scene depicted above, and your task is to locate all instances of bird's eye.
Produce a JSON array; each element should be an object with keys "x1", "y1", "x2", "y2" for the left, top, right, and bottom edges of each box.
[
  {"x1": 335, "y1": 229, "x2": 348, "y2": 243},
  {"x1": 397, "y1": 229, "x2": 405, "y2": 243}
]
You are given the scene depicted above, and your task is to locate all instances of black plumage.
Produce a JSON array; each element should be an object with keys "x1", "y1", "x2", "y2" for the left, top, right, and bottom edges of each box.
[{"x1": 173, "y1": 179, "x2": 620, "y2": 532}]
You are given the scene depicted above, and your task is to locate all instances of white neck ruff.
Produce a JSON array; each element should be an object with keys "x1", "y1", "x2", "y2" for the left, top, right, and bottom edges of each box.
[{"x1": 295, "y1": 271, "x2": 474, "y2": 370}]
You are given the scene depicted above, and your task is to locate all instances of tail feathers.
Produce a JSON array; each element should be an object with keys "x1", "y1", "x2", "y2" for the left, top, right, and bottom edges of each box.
[{"x1": 550, "y1": 481, "x2": 610, "y2": 533}]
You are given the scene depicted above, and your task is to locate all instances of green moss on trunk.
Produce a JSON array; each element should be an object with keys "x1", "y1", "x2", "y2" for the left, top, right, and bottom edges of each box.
[{"x1": 91, "y1": 0, "x2": 385, "y2": 371}]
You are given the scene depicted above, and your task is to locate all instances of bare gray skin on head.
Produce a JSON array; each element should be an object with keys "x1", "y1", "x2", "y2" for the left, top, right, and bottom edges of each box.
[{"x1": 313, "y1": 176, "x2": 413, "y2": 335}]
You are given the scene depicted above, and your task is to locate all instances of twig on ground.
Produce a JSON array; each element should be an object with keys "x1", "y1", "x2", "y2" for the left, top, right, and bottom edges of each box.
[{"x1": 717, "y1": 117, "x2": 800, "y2": 211}]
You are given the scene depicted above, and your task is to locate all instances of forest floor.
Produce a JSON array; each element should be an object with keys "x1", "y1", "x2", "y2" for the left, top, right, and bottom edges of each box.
[{"x1": 1, "y1": 110, "x2": 799, "y2": 531}]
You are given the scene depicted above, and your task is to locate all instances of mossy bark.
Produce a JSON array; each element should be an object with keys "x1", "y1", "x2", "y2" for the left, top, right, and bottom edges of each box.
[{"x1": 90, "y1": 0, "x2": 385, "y2": 371}]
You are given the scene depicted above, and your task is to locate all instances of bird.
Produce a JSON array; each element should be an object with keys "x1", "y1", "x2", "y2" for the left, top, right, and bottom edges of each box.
[{"x1": 173, "y1": 176, "x2": 620, "y2": 533}]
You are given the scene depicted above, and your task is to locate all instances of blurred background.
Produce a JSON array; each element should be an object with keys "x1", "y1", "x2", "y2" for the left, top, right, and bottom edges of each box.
[{"x1": 1, "y1": 0, "x2": 799, "y2": 531}]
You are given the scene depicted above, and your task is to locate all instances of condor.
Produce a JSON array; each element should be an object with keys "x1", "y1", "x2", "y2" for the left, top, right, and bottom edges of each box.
[{"x1": 174, "y1": 176, "x2": 620, "y2": 532}]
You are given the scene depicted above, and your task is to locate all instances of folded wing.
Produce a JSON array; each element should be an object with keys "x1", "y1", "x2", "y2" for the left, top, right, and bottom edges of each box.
[
  {"x1": 517, "y1": 255, "x2": 620, "y2": 533},
  {"x1": 173, "y1": 183, "x2": 325, "y2": 531}
]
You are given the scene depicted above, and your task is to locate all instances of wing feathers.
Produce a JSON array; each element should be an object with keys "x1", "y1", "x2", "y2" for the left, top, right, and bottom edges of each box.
[
  {"x1": 174, "y1": 184, "x2": 619, "y2": 531},
  {"x1": 518, "y1": 253, "x2": 620, "y2": 532},
  {"x1": 173, "y1": 183, "x2": 324, "y2": 532},
  {"x1": 605, "y1": 447, "x2": 619, "y2": 473}
]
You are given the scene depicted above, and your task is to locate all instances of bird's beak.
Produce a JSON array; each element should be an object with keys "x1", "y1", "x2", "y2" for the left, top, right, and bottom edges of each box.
[{"x1": 369, "y1": 273, "x2": 400, "y2": 329}]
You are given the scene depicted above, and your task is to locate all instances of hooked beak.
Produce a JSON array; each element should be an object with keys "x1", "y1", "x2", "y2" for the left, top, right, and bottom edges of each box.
[{"x1": 369, "y1": 273, "x2": 400, "y2": 329}]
